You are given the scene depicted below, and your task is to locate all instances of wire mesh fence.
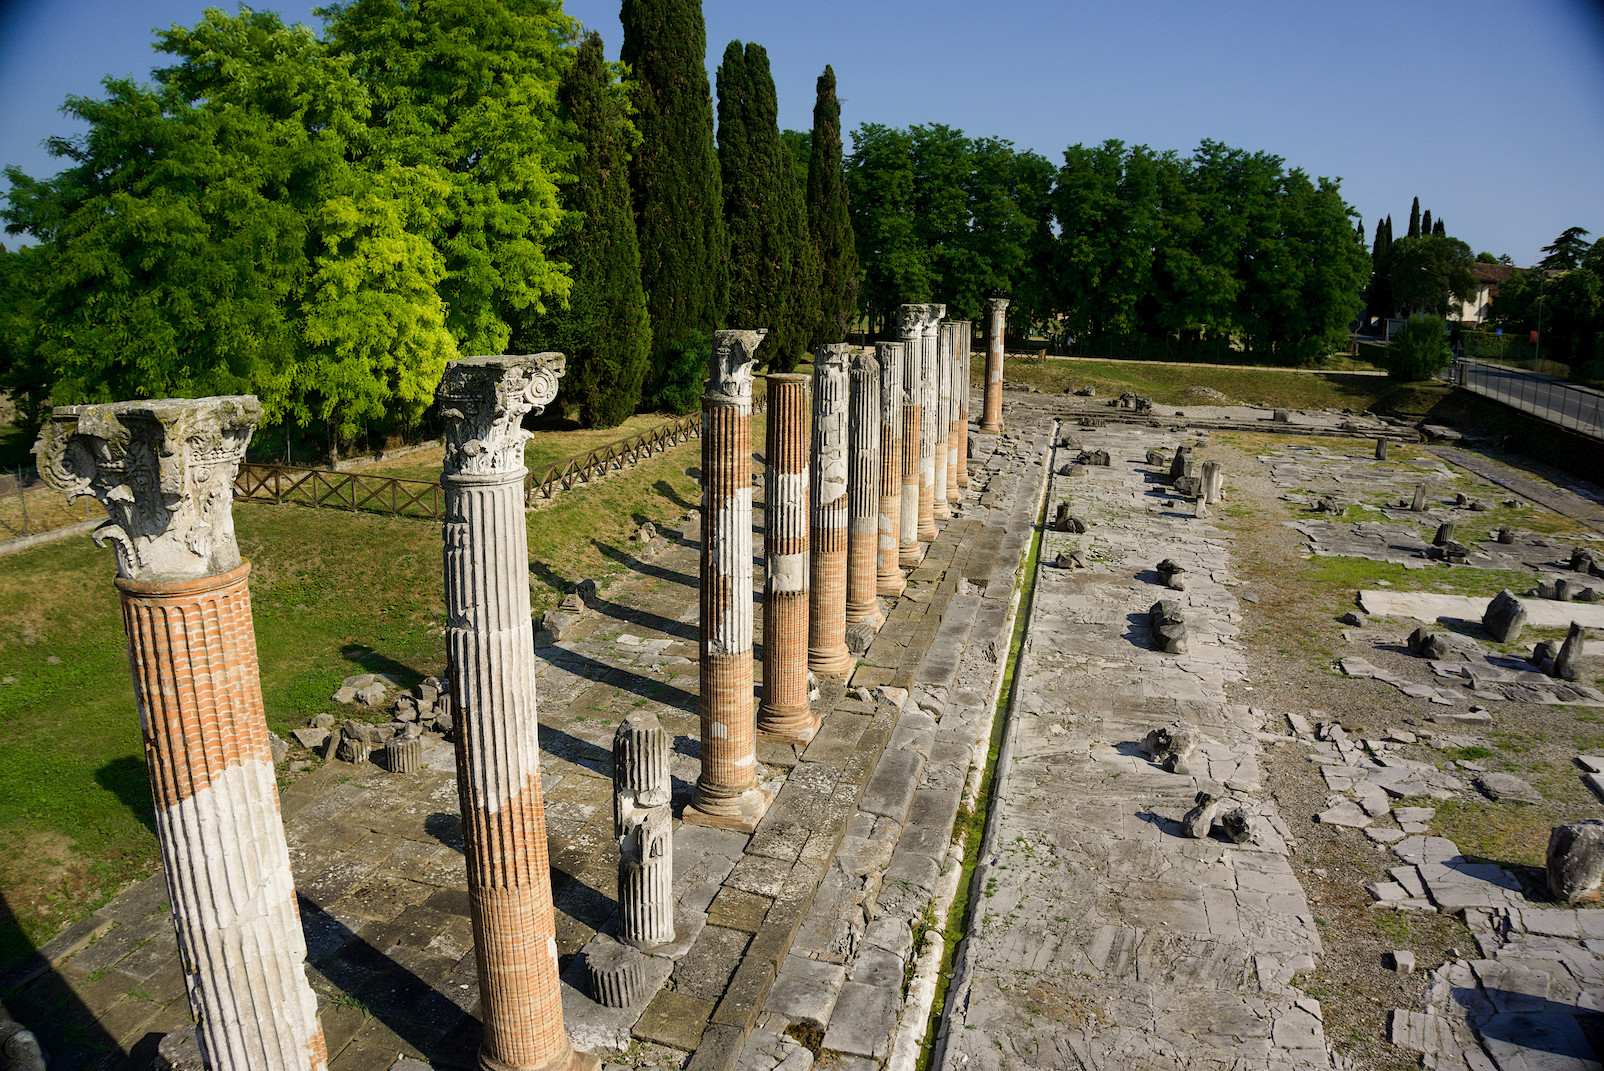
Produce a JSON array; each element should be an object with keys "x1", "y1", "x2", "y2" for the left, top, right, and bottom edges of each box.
[{"x1": 0, "y1": 467, "x2": 103, "y2": 543}]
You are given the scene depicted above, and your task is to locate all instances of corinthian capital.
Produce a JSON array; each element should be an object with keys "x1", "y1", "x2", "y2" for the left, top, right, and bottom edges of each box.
[
  {"x1": 706, "y1": 330, "x2": 765, "y2": 405},
  {"x1": 922, "y1": 304, "x2": 947, "y2": 334},
  {"x1": 895, "y1": 304, "x2": 924, "y2": 339},
  {"x1": 34, "y1": 396, "x2": 260, "y2": 582},
  {"x1": 987, "y1": 296, "x2": 1011, "y2": 316},
  {"x1": 438, "y1": 353, "x2": 566, "y2": 478}
]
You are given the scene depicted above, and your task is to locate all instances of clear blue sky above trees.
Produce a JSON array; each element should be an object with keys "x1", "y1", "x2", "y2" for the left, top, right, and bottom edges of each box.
[{"x1": 2, "y1": 0, "x2": 1601, "y2": 264}]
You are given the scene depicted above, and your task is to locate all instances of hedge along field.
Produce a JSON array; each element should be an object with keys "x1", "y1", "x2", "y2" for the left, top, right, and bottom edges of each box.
[{"x1": 0, "y1": 433, "x2": 703, "y2": 967}]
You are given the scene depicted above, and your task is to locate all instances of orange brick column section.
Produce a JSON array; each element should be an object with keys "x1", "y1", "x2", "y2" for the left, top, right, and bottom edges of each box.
[
  {"x1": 845, "y1": 347, "x2": 884, "y2": 629},
  {"x1": 956, "y1": 321, "x2": 973, "y2": 488},
  {"x1": 35, "y1": 398, "x2": 327, "y2": 1071},
  {"x1": 758, "y1": 373, "x2": 815, "y2": 744},
  {"x1": 438, "y1": 354, "x2": 596, "y2": 1071},
  {"x1": 932, "y1": 315, "x2": 951, "y2": 522},
  {"x1": 874, "y1": 341, "x2": 907, "y2": 596},
  {"x1": 688, "y1": 330, "x2": 772, "y2": 832},
  {"x1": 943, "y1": 322, "x2": 962, "y2": 505},
  {"x1": 896, "y1": 306, "x2": 924, "y2": 566},
  {"x1": 809, "y1": 343, "x2": 853, "y2": 679},
  {"x1": 917, "y1": 304, "x2": 946, "y2": 540},
  {"x1": 980, "y1": 297, "x2": 1010, "y2": 434}
]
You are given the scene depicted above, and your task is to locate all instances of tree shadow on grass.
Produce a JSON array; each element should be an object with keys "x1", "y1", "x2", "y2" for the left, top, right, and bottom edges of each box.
[
  {"x1": 653, "y1": 479, "x2": 698, "y2": 512},
  {"x1": 94, "y1": 756, "x2": 155, "y2": 837},
  {"x1": 339, "y1": 644, "x2": 424, "y2": 689},
  {"x1": 593, "y1": 539, "x2": 696, "y2": 589}
]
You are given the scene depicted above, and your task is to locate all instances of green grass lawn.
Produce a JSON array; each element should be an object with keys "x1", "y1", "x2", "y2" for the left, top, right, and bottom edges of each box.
[{"x1": 0, "y1": 433, "x2": 702, "y2": 967}]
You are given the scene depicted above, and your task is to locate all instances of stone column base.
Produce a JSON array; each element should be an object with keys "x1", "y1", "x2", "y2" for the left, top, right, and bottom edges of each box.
[
  {"x1": 877, "y1": 572, "x2": 908, "y2": 597},
  {"x1": 682, "y1": 785, "x2": 773, "y2": 833},
  {"x1": 978, "y1": 421, "x2": 1003, "y2": 435}
]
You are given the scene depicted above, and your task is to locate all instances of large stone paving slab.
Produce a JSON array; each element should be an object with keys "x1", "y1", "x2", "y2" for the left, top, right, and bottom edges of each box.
[{"x1": 934, "y1": 420, "x2": 1334, "y2": 1070}]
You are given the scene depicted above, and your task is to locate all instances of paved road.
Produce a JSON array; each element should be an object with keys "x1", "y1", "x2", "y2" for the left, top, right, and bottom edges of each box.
[{"x1": 1456, "y1": 359, "x2": 1604, "y2": 439}]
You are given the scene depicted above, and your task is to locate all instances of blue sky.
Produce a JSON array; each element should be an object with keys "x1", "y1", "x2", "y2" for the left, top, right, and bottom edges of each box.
[{"x1": 3, "y1": 0, "x2": 1602, "y2": 264}]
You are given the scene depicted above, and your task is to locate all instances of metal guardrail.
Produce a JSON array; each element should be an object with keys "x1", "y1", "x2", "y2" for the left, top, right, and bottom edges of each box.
[{"x1": 1453, "y1": 357, "x2": 1604, "y2": 440}]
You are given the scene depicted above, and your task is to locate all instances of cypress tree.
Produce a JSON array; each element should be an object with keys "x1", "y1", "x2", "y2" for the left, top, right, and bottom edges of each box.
[
  {"x1": 1368, "y1": 216, "x2": 1394, "y2": 324},
  {"x1": 717, "y1": 41, "x2": 815, "y2": 370},
  {"x1": 1432, "y1": 218, "x2": 1446, "y2": 237},
  {"x1": 530, "y1": 31, "x2": 651, "y2": 427},
  {"x1": 807, "y1": 64, "x2": 860, "y2": 346},
  {"x1": 622, "y1": 0, "x2": 728, "y2": 375},
  {"x1": 1356, "y1": 218, "x2": 1365, "y2": 242},
  {"x1": 1408, "y1": 197, "x2": 1421, "y2": 239},
  {"x1": 1421, "y1": 208, "x2": 1432, "y2": 237}
]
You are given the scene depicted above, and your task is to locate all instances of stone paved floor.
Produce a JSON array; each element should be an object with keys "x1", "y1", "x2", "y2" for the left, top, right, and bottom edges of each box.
[{"x1": 935, "y1": 416, "x2": 1334, "y2": 1070}]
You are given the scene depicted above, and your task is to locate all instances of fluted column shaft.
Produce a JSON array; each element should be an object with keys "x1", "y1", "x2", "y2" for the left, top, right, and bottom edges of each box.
[
  {"x1": 758, "y1": 374, "x2": 815, "y2": 743},
  {"x1": 896, "y1": 308, "x2": 923, "y2": 566},
  {"x1": 956, "y1": 322, "x2": 972, "y2": 488},
  {"x1": 932, "y1": 320, "x2": 951, "y2": 521},
  {"x1": 122, "y1": 568, "x2": 328, "y2": 1071},
  {"x1": 809, "y1": 344, "x2": 853, "y2": 678},
  {"x1": 980, "y1": 298, "x2": 1010, "y2": 434},
  {"x1": 35, "y1": 397, "x2": 325, "y2": 1071},
  {"x1": 615, "y1": 713, "x2": 673, "y2": 948},
  {"x1": 917, "y1": 306, "x2": 944, "y2": 540},
  {"x1": 689, "y1": 331, "x2": 770, "y2": 831},
  {"x1": 875, "y1": 341, "x2": 907, "y2": 596},
  {"x1": 846, "y1": 350, "x2": 884, "y2": 628},
  {"x1": 944, "y1": 323, "x2": 962, "y2": 504}
]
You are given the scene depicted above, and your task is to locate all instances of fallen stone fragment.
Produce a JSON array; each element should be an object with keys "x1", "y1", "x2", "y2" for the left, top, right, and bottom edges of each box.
[
  {"x1": 1547, "y1": 820, "x2": 1604, "y2": 904},
  {"x1": 1075, "y1": 449, "x2": 1110, "y2": 467},
  {"x1": 1148, "y1": 600, "x2": 1190, "y2": 654},
  {"x1": 1181, "y1": 792, "x2": 1220, "y2": 839},
  {"x1": 1144, "y1": 448, "x2": 1168, "y2": 466},
  {"x1": 1474, "y1": 772, "x2": 1542, "y2": 804},
  {"x1": 1482, "y1": 589, "x2": 1528, "y2": 644},
  {"x1": 1051, "y1": 502, "x2": 1087, "y2": 533},
  {"x1": 1316, "y1": 800, "x2": 1372, "y2": 828},
  {"x1": 1386, "y1": 950, "x2": 1417, "y2": 973},
  {"x1": 1496, "y1": 526, "x2": 1514, "y2": 544},
  {"x1": 1054, "y1": 549, "x2": 1085, "y2": 570},
  {"x1": 1340, "y1": 610, "x2": 1366, "y2": 627},
  {"x1": 1141, "y1": 721, "x2": 1200, "y2": 774},
  {"x1": 1554, "y1": 621, "x2": 1586, "y2": 682},
  {"x1": 1156, "y1": 558, "x2": 1187, "y2": 591},
  {"x1": 1407, "y1": 627, "x2": 1452, "y2": 660}
]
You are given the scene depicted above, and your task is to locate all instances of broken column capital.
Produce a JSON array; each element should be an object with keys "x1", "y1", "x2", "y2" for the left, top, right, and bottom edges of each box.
[
  {"x1": 438, "y1": 353, "x2": 566, "y2": 478},
  {"x1": 896, "y1": 304, "x2": 925, "y2": 339},
  {"x1": 35, "y1": 396, "x2": 260, "y2": 583},
  {"x1": 922, "y1": 304, "x2": 947, "y2": 332},
  {"x1": 706, "y1": 330, "x2": 766, "y2": 406},
  {"x1": 987, "y1": 296, "x2": 1011, "y2": 316}
]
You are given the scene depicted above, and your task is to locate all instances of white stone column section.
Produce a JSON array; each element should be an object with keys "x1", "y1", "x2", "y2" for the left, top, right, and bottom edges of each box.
[
  {"x1": 943, "y1": 322, "x2": 961, "y2": 505},
  {"x1": 614, "y1": 712, "x2": 673, "y2": 948},
  {"x1": 917, "y1": 304, "x2": 945, "y2": 541},
  {"x1": 35, "y1": 398, "x2": 326, "y2": 1071},
  {"x1": 932, "y1": 316, "x2": 951, "y2": 521},
  {"x1": 809, "y1": 343, "x2": 853, "y2": 678},
  {"x1": 980, "y1": 297, "x2": 1009, "y2": 434},
  {"x1": 956, "y1": 321, "x2": 973, "y2": 487},
  {"x1": 846, "y1": 348, "x2": 884, "y2": 628},
  {"x1": 439, "y1": 353, "x2": 595, "y2": 1071},
  {"x1": 875, "y1": 341, "x2": 907, "y2": 596},
  {"x1": 896, "y1": 306, "x2": 924, "y2": 565}
]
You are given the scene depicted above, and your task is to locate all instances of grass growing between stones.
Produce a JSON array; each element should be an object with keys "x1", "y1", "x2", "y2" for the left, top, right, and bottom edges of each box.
[
  {"x1": 915, "y1": 465, "x2": 1048, "y2": 1071},
  {"x1": 976, "y1": 355, "x2": 1451, "y2": 412},
  {"x1": 0, "y1": 434, "x2": 702, "y2": 967}
]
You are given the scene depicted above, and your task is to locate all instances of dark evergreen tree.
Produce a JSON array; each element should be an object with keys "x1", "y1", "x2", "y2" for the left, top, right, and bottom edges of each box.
[
  {"x1": 1356, "y1": 219, "x2": 1365, "y2": 242},
  {"x1": 528, "y1": 31, "x2": 651, "y2": 427},
  {"x1": 806, "y1": 65, "x2": 860, "y2": 346},
  {"x1": 1408, "y1": 197, "x2": 1421, "y2": 238},
  {"x1": 622, "y1": 0, "x2": 728, "y2": 381},
  {"x1": 1367, "y1": 217, "x2": 1393, "y2": 325},
  {"x1": 779, "y1": 129, "x2": 810, "y2": 200},
  {"x1": 716, "y1": 41, "x2": 814, "y2": 370},
  {"x1": 1421, "y1": 209, "x2": 1432, "y2": 236},
  {"x1": 1432, "y1": 218, "x2": 1445, "y2": 237}
]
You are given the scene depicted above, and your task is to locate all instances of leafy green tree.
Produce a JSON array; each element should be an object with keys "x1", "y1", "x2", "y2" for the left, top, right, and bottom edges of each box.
[
  {"x1": 805, "y1": 66, "x2": 859, "y2": 345},
  {"x1": 716, "y1": 41, "x2": 815, "y2": 370},
  {"x1": 1050, "y1": 140, "x2": 1167, "y2": 337},
  {"x1": 1385, "y1": 314, "x2": 1451, "y2": 380},
  {"x1": 1387, "y1": 235, "x2": 1477, "y2": 316},
  {"x1": 320, "y1": 0, "x2": 577, "y2": 356},
  {"x1": 949, "y1": 138, "x2": 1053, "y2": 327},
  {"x1": 1540, "y1": 226, "x2": 1592, "y2": 271},
  {"x1": 845, "y1": 123, "x2": 930, "y2": 330},
  {"x1": 652, "y1": 331, "x2": 710, "y2": 413},
  {"x1": 1476, "y1": 251, "x2": 1499, "y2": 263},
  {"x1": 526, "y1": 31, "x2": 651, "y2": 427},
  {"x1": 0, "y1": 243, "x2": 48, "y2": 435},
  {"x1": 622, "y1": 0, "x2": 728, "y2": 370}
]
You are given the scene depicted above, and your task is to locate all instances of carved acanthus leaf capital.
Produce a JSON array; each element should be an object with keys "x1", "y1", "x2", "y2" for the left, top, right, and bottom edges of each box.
[
  {"x1": 438, "y1": 353, "x2": 566, "y2": 478},
  {"x1": 847, "y1": 348, "x2": 880, "y2": 378},
  {"x1": 921, "y1": 304, "x2": 946, "y2": 334},
  {"x1": 987, "y1": 297, "x2": 1012, "y2": 316},
  {"x1": 895, "y1": 304, "x2": 925, "y2": 340},
  {"x1": 34, "y1": 397, "x2": 260, "y2": 582},
  {"x1": 706, "y1": 330, "x2": 765, "y2": 405}
]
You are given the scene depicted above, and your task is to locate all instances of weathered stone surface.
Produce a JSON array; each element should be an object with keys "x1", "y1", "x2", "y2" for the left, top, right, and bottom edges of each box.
[
  {"x1": 1483, "y1": 589, "x2": 1528, "y2": 644},
  {"x1": 1474, "y1": 772, "x2": 1541, "y2": 804},
  {"x1": 1157, "y1": 558, "x2": 1187, "y2": 591},
  {"x1": 1406, "y1": 626, "x2": 1452, "y2": 660},
  {"x1": 1548, "y1": 820, "x2": 1604, "y2": 903},
  {"x1": 1140, "y1": 721, "x2": 1200, "y2": 775},
  {"x1": 1148, "y1": 599, "x2": 1190, "y2": 654},
  {"x1": 1554, "y1": 621, "x2": 1586, "y2": 682}
]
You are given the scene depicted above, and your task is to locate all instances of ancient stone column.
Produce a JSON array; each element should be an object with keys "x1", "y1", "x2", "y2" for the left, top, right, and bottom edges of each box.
[
  {"x1": 875, "y1": 341, "x2": 908, "y2": 596},
  {"x1": 932, "y1": 318, "x2": 951, "y2": 521},
  {"x1": 438, "y1": 354, "x2": 594, "y2": 1071},
  {"x1": 917, "y1": 305, "x2": 945, "y2": 541},
  {"x1": 688, "y1": 330, "x2": 771, "y2": 831},
  {"x1": 1201, "y1": 460, "x2": 1224, "y2": 505},
  {"x1": 944, "y1": 322, "x2": 962, "y2": 505},
  {"x1": 614, "y1": 712, "x2": 673, "y2": 948},
  {"x1": 896, "y1": 306, "x2": 924, "y2": 566},
  {"x1": 979, "y1": 297, "x2": 1009, "y2": 434},
  {"x1": 846, "y1": 348, "x2": 884, "y2": 629},
  {"x1": 810, "y1": 343, "x2": 854, "y2": 678},
  {"x1": 36, "y1": 398, "x2": 326, "y2": 1071},
  {"x1": 956, "y1": 321, "x2": 972, "y2": 488},
  {"x1": 1376, "y1": 437, "x2": 1389, "y2": 461},
  {"x1": 758, "y1": 373, "x2": 816, "y2": 744}
]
